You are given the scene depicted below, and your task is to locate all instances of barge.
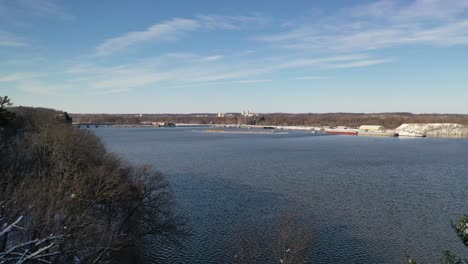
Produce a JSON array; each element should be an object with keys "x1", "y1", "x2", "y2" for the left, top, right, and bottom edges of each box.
[
  {"x1": 325, "y1": 129, "x2": 358, "y2": 136},
  {"x1": 358, "y1": 131, "x2": 398, "y2": 137}
]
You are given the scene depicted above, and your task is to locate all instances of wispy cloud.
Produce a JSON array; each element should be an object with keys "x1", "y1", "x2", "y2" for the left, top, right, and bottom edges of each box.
[
  {"x1": 195, "y1": 14, "x2": 267, "y2": 30},
  {"x1": 202, "y1": 55, "x2": 224, "y2": 62},
  {"x1": 96, "y1": 18, "x2": 201, "y2": 56},
  {"x1": 257, "y1": 0, "x2": 468, "y2": 52},
  {"x1": 274, "y1": 54, "x2": 369, "y2": 68},
  {"x1": 391, "y1": 0, "x2": 468, "y2": 20},
  {"x1": 96, "y1": 15, "x2": 266, "y2": 56},
  {"x1": 0, "y1": 68, "x2": 69, "y2": 96},
  {"x1": 326, "y1": 59, "x2": 393, "y2": 69},
  {"x1": 15, "y1": 80, "x2": 65, "y2": 95},
  {"x1": 0, "y1": 72, "x2": 40, "y2": 82},
  {"x1": 0, "y1": 31, "x2": 29, "y2": 47},
  {"x1": 294, "y1": 76, "x2": 328, "y2": 80},
  {"x1": 17, "y1": 0, "x2": 74, "y2": 20},
  {"x1": 345, "y1": 0, "x2": 468, "y2": 21},
  {"x1": 0, "y1": 39, "x2": 28, "y2": 47},
  {"x1": 66, "y1": 52, "x2": 388, "y2": 94},
  {"x1": 238, "y1": 79, "x2": 271, "y2": 84},
  {"x1": 0, "y1": 0, "x2": 72, "y2": 51}
]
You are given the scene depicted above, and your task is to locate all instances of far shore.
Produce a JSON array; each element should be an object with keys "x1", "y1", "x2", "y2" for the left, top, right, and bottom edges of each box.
[
  {"x1": 204, "y1": 129, "x2": 288, "y2": 135},
  {"x1": 74, "y1": 122, "x2": 468, "y2": 138}
]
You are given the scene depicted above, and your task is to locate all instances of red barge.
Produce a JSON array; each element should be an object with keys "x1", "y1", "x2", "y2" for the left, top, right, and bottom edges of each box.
[{"x1": 325, "y1": 129, "x2": 358, "y2": 136}]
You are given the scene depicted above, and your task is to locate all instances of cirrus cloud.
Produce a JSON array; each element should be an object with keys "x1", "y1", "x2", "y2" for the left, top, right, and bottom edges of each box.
[
  {"x1": 96, "y1": 15, "x2": 266, "y2": 56},
  {"x1": 256, "y1": 0, "x2": 468, "y2": 52}
]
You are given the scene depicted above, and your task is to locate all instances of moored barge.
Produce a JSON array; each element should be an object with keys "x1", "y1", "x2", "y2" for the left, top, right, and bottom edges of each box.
[{"x1": 325, "y1": 129, "x2": 359, "y2": 136}]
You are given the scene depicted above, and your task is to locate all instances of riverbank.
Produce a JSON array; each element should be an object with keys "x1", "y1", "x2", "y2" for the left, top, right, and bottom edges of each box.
[
  {"x1": 71, "y1": 112, "x2": 468, "y2": 130},
  {"x1": 76, "y1": 122, "x2": 468, "y2": 138},
  {"x1": 212, "y1": 124, "x2": 468, "y2": 138},
  {"x1": 205, "y1": 129, "x2": 288, "y2": 135}
]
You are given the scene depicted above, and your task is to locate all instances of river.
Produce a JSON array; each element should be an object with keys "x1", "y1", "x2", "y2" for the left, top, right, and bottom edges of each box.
[{"x1": 93, "y1": 127, "x2": 468, "y2": 263}]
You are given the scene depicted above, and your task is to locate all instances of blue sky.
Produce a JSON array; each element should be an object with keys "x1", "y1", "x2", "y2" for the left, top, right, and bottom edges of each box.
[{"x1": 1, "y1": 0, "x2": 468, "y2": 113}]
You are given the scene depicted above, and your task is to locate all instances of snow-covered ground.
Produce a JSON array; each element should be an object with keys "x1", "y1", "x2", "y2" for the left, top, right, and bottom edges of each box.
[{"x1": 396, "y1": 123, "x2": 468, "y2": 137}]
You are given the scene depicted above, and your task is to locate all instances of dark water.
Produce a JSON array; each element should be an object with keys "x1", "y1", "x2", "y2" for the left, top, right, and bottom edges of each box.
[{"x1": 93, "y1": 127, "x2": 468, "y2": 263}]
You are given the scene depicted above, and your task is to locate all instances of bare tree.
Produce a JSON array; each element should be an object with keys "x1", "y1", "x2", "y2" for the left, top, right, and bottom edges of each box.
[
  {"x1": 0, "y1": 96, "x2": 15, "y2": 128},
  {"x1": 1, "y1": 105, "x2": 187, "y2": 263},
  {"x1": 0, "y1": 213, "x2": 64, "y2": 263},
  {"x1": 0, "y1": 96, "x2": 12, "y2": 110},
  {"x1": 407, "y1": 216, "x2": 468, "y2": 264}
]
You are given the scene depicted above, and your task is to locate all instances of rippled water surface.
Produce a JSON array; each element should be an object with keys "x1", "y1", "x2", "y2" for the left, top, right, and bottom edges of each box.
[{"x1": 93, "y1": 127, "x2": 468, "y2": 263}]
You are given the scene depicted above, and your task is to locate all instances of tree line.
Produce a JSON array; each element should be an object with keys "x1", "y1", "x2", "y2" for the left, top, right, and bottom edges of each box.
[
  {"x1": 72, "y1": 112, "x2": 468, "y2": 128},
  {"x1": 0, "y1": 97, "x2": 187, "y2": 263}
]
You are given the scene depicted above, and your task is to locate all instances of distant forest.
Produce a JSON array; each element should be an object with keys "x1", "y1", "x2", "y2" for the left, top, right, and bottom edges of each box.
[{"x1": 71, "y1": 112, "x2": 468, "y2": 129}]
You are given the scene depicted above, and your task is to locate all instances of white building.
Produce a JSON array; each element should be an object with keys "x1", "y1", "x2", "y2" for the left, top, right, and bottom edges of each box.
[
  {"x1": 241, "y1": 110, "x2": 256, "y2": 117},
  {"x1": 359, "y1": 125, "x2": 384, "y2": 131}
]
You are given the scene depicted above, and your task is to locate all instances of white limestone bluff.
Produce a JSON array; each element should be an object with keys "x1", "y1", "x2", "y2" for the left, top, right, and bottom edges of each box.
[{"x1": 396, "y1": 123, "x2": 468, "y2": 138}]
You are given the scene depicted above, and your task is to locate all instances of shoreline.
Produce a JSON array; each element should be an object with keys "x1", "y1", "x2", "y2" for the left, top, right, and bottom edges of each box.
[
  {"x1": 75, "y1": 123, "x2": 468, "y2": 138},
  {"x1": 204, "y1": 129, "x2": 288, "y2": 135}
]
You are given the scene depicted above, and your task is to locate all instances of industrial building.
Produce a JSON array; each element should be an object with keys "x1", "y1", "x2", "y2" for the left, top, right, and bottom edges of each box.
[{"x1": 358, "y1": 125, "x2": 384, "y2": 131}]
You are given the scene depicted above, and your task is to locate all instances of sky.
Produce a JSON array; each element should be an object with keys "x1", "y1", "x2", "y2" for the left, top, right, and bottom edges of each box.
[{"x1": 1, "y1": 0, "x2": 468, "y2": 114}]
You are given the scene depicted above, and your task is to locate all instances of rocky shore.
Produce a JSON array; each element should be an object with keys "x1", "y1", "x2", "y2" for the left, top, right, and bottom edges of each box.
[{"x1": 396, "y1": 123, "x2": 468, "y2": 138}]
